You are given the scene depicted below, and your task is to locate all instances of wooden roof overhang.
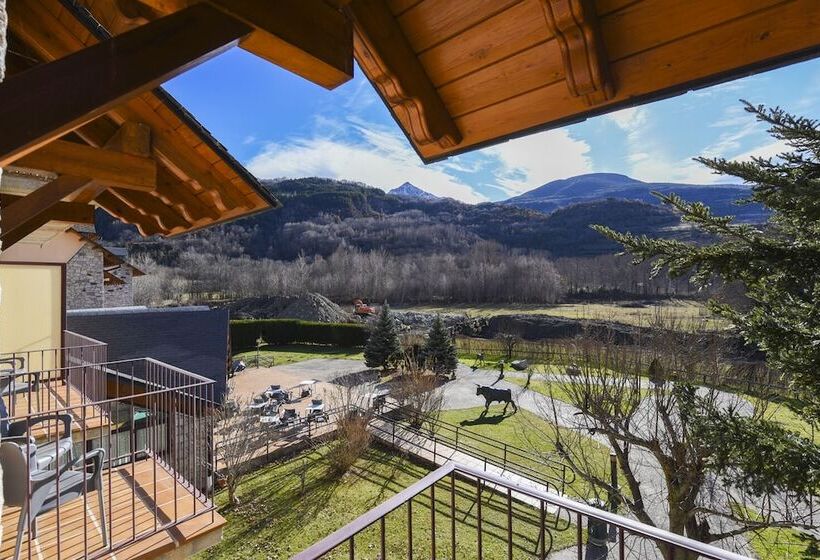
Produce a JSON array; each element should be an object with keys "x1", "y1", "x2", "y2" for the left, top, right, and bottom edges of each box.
[
  {"x1": 0, "y1": 0, "x2": 292, "y2": 249},
  {"x1": 350, "y1": 0, "x2": 820, "y2": 162},
  {"x1": 1, "y1": 0, "x2": 818, "y2": 237}
]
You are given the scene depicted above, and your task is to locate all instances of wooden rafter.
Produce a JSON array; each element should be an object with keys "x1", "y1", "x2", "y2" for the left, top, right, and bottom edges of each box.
[
  {"x1": 94, "y1": 191, "x2": 164, "y2": 237},
  {"x1": 540, "y1": 0, "x2": 613, "y2": 105},
  {"x1": 71, "y1": 117, "x2": 220, "y2": 222},
  {"x1": 346, "y1": 0, "x2": 462, "y2": 149},
  {"x1": 13, "y1": 139, "x2": 157, "y2": 191},
  {"x1": 0, "y1": 2, "x2": 252, "y2": 166},
  {"x1": 0, "y1": 192, "x2": 95, "y2": 249},
  {"x1": 11, "y1": 1, "x2": 255, "y2": 215},
  {"x1": 134, "y1": 0, "x2": 354, "y2": 89},
  {"x1": 1, "y1": 176, "x2": 91, "y2": 245}
]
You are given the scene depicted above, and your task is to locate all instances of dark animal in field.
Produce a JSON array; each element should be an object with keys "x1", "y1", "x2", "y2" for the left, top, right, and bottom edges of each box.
[{"x1": 476, "y1": 385, "x2": 518, "y2": 413}]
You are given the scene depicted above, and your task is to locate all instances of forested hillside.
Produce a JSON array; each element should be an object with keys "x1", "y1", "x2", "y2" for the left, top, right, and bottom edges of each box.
[{"x1": 96, "y1": 177, "x2": 700, "y2": 263}]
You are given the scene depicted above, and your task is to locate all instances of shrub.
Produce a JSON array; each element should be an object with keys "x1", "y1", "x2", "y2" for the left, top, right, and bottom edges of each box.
[
  {"x1": 325, "y1": 411, "x2": 372, "y2": 475},
  {"x1": 230, "y1": 319, "x2": 368, "y2": 351}
]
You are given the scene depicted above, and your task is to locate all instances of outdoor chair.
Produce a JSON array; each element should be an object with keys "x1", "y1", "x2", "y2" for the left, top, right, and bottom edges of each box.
[
  {"x1": 1, "y1": 442, "x2": 107, "y2": 560},
  {"x1": 0, "y1": 358, "x2": 41, "y2": 413},
  {"x1": 0, "y1": 408, "x2": 74, "y2": 470},
  {"x1": 281, "y1": 408, "x2": 298, "y2": 425}
]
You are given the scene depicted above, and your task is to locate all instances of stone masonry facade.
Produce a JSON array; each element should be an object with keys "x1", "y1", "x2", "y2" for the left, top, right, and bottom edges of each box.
[
  {"x1": 104, "y1": 264, "x2": 134, "y2": 308},
  {"x1": 66, "y1": 242, "x2": 104, "y2": 310}
]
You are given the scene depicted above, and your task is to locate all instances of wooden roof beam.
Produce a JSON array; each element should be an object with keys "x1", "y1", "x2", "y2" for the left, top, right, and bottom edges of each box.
[
  {"x1": 211, "y1": 0, "x2": 353, "y2": 90},
  {"x1": 13, "y1": 139, "x2": 157, "y2": 191},
  {"x1": 1, "y1": 176, "x2": 92, "y2": 246},
  {"x1": 135, "y1": 0, "x2": 354, "y2": 89},
  {"x1": 345, "y1": 0, "x2": 462, "y2": 149},
  {"x1": 0, "y1": 191, "x2": 95, "y2": 249},
  {"x1": 0, "y1": 2, "x2": 252, "y2": 166},
  {"x1": 541, "y1": 0, "x2": 613, "y2": 105}
]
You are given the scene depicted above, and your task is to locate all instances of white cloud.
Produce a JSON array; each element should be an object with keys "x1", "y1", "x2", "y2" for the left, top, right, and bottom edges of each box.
[
  {"x1": 246, "y1": 121, "x2": 488, "y2": 203},
  {"x1": 482, "y1": 129, "x2": 593, "y2": 195}
]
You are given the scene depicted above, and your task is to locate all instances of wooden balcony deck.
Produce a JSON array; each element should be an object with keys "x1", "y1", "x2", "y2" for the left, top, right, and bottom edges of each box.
[
  {"x1": 4, "y1": 376, "x2": 111, "y2": 440},
  {"x1": 0, "y1": 457, "x2": 225, "y2": 560}
]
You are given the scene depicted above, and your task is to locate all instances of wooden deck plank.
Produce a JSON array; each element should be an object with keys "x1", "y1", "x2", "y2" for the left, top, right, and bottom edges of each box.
[{"x1": 0, "y1": 457, "x2": 224, "y2": 560}]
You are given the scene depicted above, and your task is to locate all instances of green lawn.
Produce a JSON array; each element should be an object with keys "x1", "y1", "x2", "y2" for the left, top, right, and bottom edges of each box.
[
  {"x1": 195, "y1": 445, "x2": 576, "y2": 559},
  {"x1": 506, "y1": 376, "x2": 652, "y2": 406},
  {"x1": 735, "y1": 506, "x2": 819, "y2": 560},
  {"x1": 753, "y1": 398, "x2": 820, "y2": 445},
  {"x1": 437, "y1": 407, "x2": 614, "y2": 500},
  {"x1": 234, "y1": 343, "x2": 364, "y2": 366},
  {"x1": 404, "y1": 300, "x2": 725, "y2": 330}
]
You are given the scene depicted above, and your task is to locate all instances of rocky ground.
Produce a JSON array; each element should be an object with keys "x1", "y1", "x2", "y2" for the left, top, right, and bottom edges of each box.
[{"x1": 223, "y1": 292, "x2": 357, "y2": 323}]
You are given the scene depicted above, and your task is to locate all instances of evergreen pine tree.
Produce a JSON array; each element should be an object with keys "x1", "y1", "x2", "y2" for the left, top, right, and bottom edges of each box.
[
  {"x1": 422, "y1": 315, "x2": 458, "y2": 376},
  {"x1": 364, "y1": 304, "x2": 401, "y2": 371},
  {"x1": 594, "y1": 102, "x2": 820, "y2": 494}
]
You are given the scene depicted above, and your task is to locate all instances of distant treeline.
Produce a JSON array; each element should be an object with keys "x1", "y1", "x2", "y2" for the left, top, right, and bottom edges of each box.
[{"x1": 133, "y1": 243, "x2": 708, "y2": 306}]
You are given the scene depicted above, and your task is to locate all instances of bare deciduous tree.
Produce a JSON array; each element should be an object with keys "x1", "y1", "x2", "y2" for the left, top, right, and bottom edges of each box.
[
  {"x1": 522, "y1": 325, "x2": 817, "y2": 559},
  {"x1": 213, "y1": 385, "x2": 268, "y2": 506},
  {"x1": 394, "y1": 357, "x2": 445, "y2": 432},
  {"x1": 323, "y1": 385, "x2": 373, "y2": 474}
]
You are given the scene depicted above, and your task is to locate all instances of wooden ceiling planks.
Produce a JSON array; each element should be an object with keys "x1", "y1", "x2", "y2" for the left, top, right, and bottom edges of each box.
[
  {"x1": 600, "y1": 0, "x2": 787, "y2": 62},
  {"x1": 402, "y1": 0, "x2": 820, "y2": 160},
  {"x1": 417, "y1": 0, "x2": 553, "y2": 88}
]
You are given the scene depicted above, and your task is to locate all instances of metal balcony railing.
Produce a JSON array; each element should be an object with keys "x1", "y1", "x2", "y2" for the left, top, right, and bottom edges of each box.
[
  {"x1": 0, "y1": 330, "x2": 109, "y2": 416},
  {"x1": 293, "y1": 461, "x2": 752, "y2": 560},
  {"x1": 0, "y1": 357, "x2": 217, "y2": 560}
]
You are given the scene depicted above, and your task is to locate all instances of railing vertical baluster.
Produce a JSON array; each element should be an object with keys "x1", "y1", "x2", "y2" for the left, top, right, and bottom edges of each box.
[
  {"x1": 407, "y1": 498, "x2": 413, "y2": 560},
  {"x1": 618, "y1": 527, "x2": 625, "y2": 560},
  {"x1": 430, "y1": 482, "x2": 436, "y2": 560},
  {"x1": 131, "y1": 362, "x2": 137, "y2": 541},
  {"x1": 576, "y1": 513, "x2": 583, "y2": 560},
  {"x1": 380, "y1": 515, "x2": 386, "y2": 560},
  {"x1": 348, "y1": 535, "x2": 355, "y2": 560},
  {"x1": 506, "y1": 488, "x2": 512, "y2": 560},
  {"x1": 540, "y1": 500, "x2": 546, "y2": 560},
  {"x1": 476, "y1": 478, "x2": 482, "y2": 560},
  {"x1": 450, "y1": 472, "x2": 456, "y2": 560}
]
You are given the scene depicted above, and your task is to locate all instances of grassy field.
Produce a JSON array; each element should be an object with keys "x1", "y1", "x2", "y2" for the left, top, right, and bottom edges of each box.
[
  {"x1": 404, "y1": 300, "x2": 726, "y2": 329},
  {"x1": 505, "y1": 376, "x2": 651, "y2": 406},
  {"x1": 437, "y1": 407, "x2": 614, "y2": 500},
  {"x1": 233, "y1": 343, "x2": 363, "y2": 366},
  {"x1": 753, "y1": 398, "x2": 819, "y2": 445},
  {"x1": 195, "y1": 445, "x2": 576, "y2": 559}
]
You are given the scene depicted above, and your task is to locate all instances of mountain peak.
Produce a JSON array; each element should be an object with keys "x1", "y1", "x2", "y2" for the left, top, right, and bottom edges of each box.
[{"x1": 389, "y1": 182, "x2": 440, "y2": 201}]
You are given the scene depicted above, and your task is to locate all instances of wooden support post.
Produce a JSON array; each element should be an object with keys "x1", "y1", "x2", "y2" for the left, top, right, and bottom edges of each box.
[{"x1": 0, "y1": 2, "x2": 252, "y2": 166}]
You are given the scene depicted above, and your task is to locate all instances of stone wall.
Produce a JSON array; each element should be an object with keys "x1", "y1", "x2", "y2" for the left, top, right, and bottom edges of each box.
[
  {"x1": 66, "y1": 243, "x2": 104, "y2": 310},
  {"x1": 103, "y1": 265, "x2": 134, "y2": 307},
  {"x1": 104, "y1": 265, "x2": 134, "y2": 307}
]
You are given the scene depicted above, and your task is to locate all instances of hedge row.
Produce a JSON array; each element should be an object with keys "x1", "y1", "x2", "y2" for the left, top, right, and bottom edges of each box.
[{"x1": 231, "y1": 319, "x2": 368, "y2": 350}]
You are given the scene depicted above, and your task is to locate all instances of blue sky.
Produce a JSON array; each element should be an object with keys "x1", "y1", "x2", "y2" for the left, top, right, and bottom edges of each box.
[{"x1": 165, "y1": 49, "x2": 820, "y2": 203}]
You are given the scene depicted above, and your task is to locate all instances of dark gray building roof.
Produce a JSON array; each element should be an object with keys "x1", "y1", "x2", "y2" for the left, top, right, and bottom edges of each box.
[{"x1": 67, "y1": 306, "x2": 229, "y2": 400}]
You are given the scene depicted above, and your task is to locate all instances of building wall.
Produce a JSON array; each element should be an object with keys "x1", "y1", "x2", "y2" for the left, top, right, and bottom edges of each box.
[
  {"x1": 0, "y1": 263, "x2": 63, "y2": 355},
  {"x1": 104, "y1": 265, "x2": 134, "y2": 307},
  {"x1": 66, "y1": 243, "x2": 104, "y2": 310}
]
